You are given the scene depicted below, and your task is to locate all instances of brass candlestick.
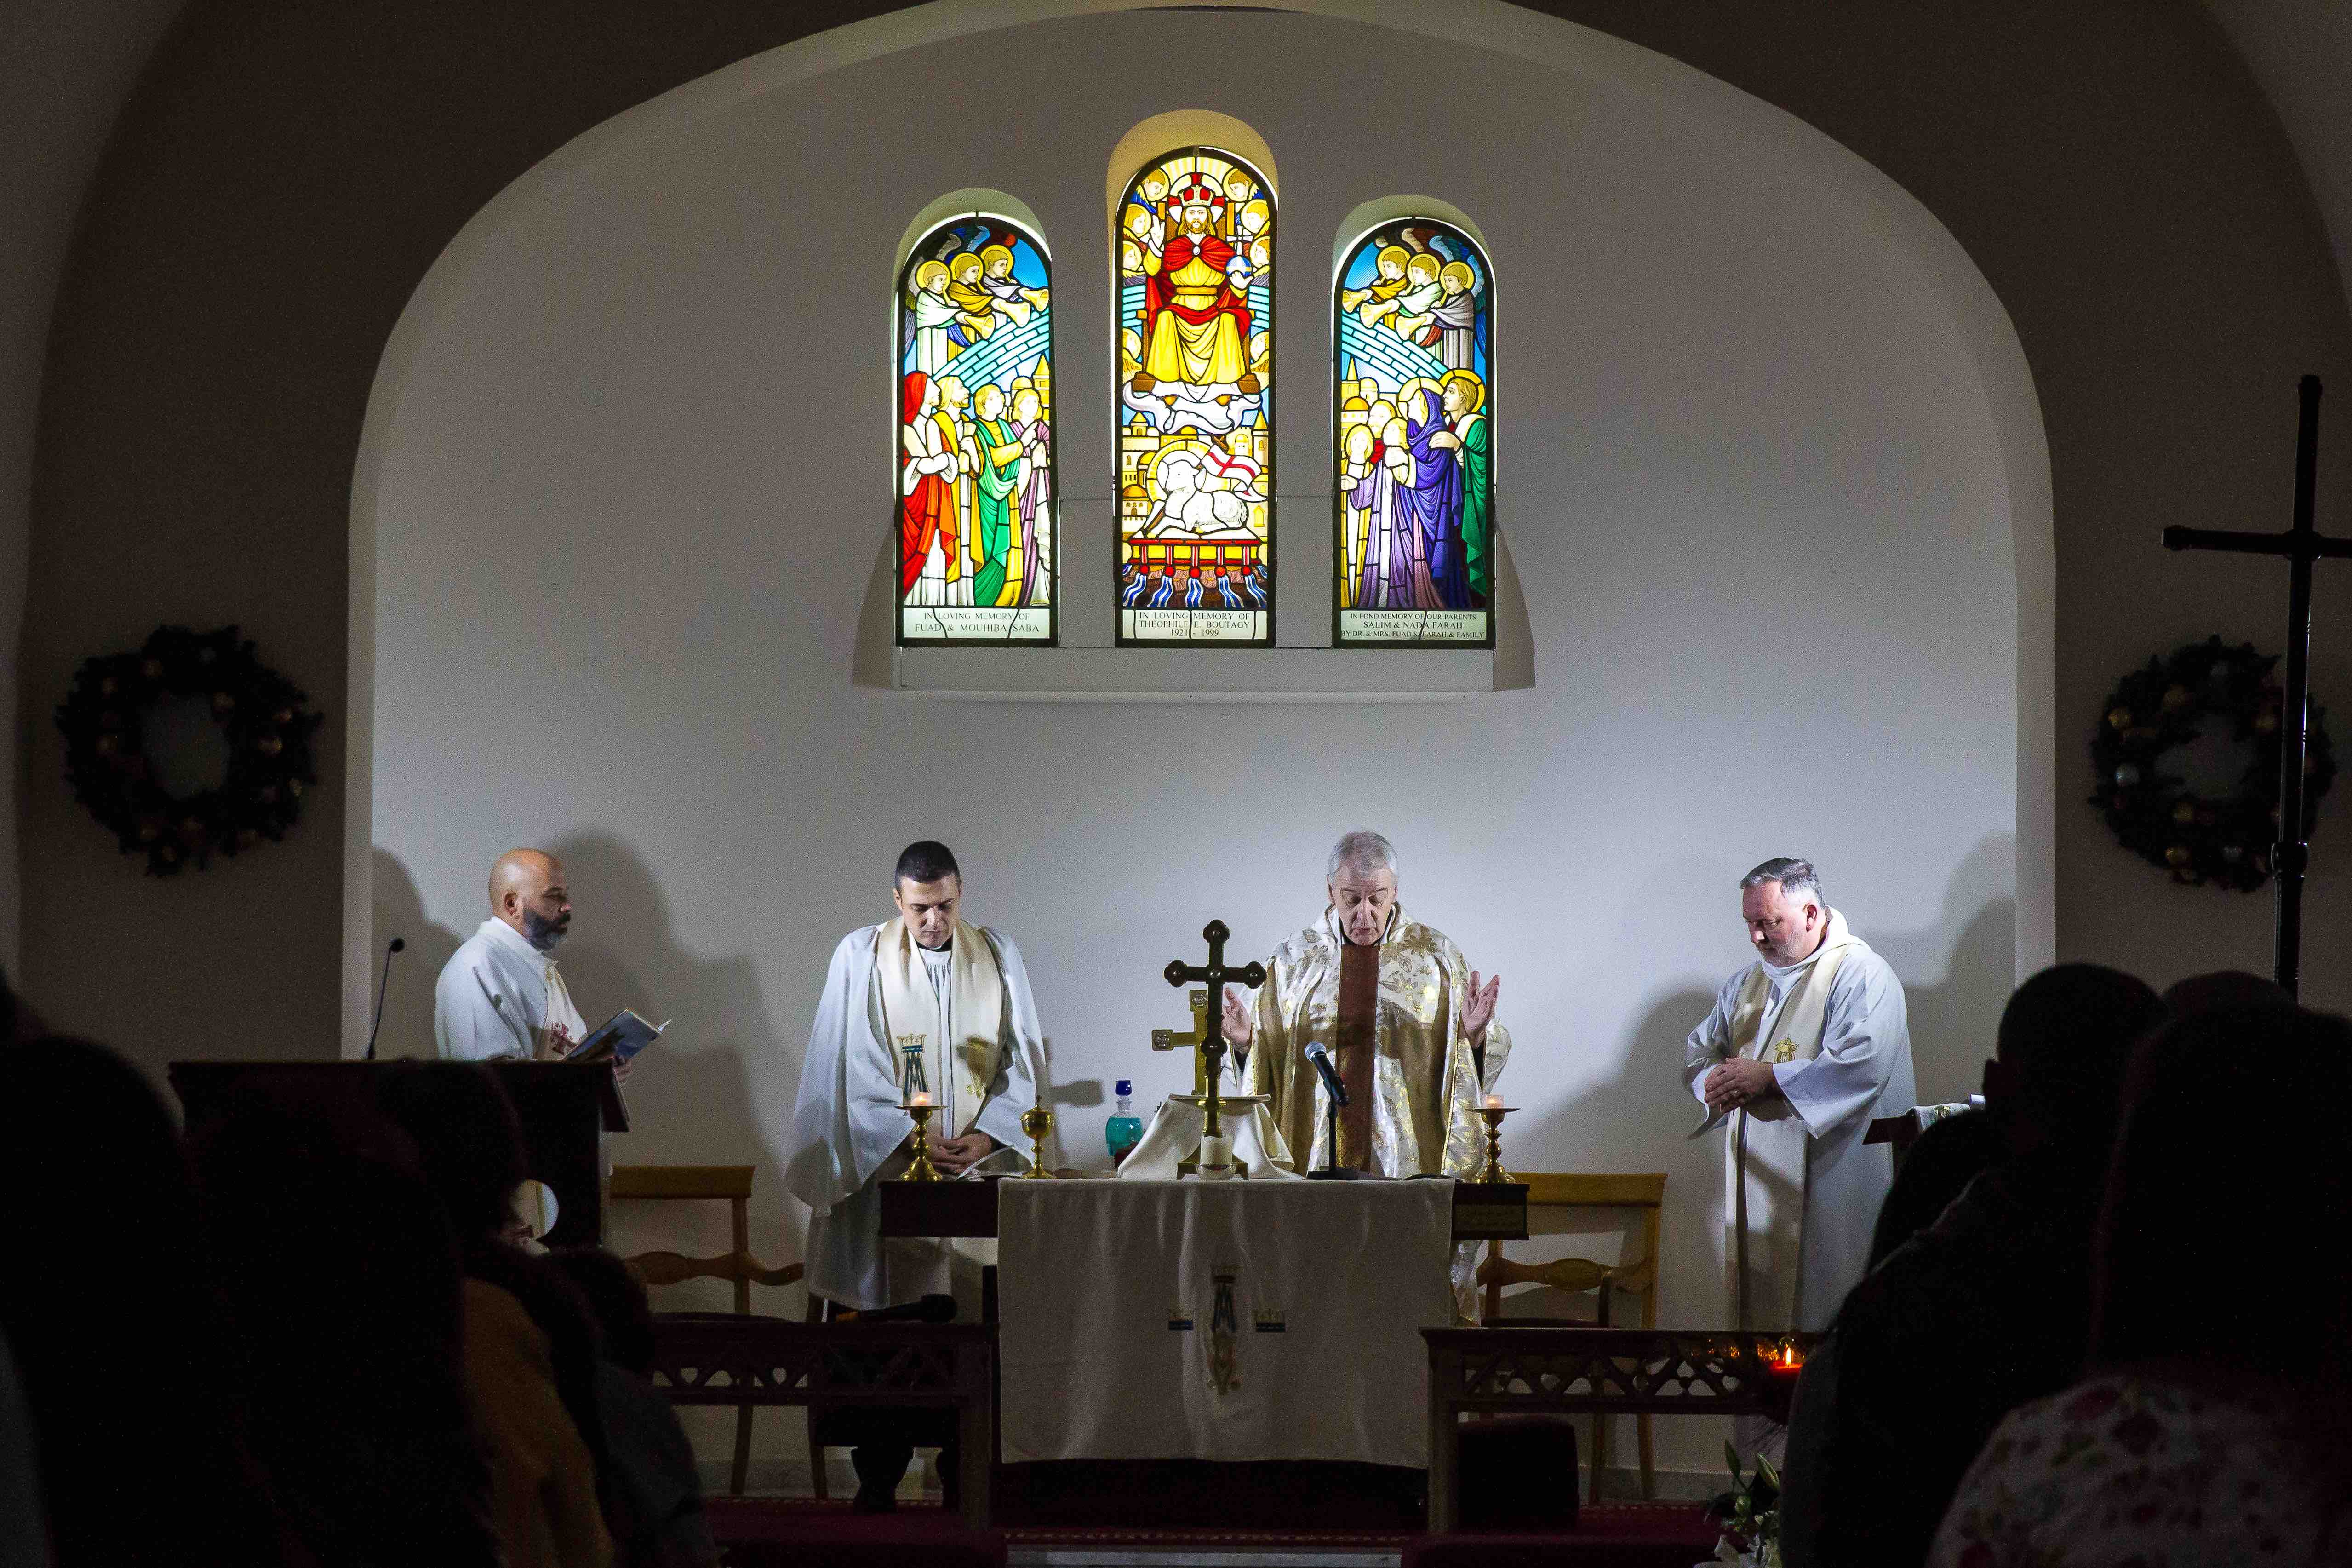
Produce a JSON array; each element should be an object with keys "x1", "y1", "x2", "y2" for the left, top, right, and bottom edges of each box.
[
  {"x1": 900, "y1": 1100, "x2": 944, "y2": 1182},
  {"x1": 1473, "y1": 1103, "x2": 1518, "y2": 1185},
  {"x1": 1019, "y1": 1106, "x2": 1056, "y2": 1178}
]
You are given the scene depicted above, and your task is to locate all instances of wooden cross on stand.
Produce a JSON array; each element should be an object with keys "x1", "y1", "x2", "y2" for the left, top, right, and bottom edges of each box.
[
  {"x1": 2163, "y1": 375, "x2": 2340, "y2": 998},
  {"x1": 1164, "y1": 919, "x2": 1266, "y2": 1139}
]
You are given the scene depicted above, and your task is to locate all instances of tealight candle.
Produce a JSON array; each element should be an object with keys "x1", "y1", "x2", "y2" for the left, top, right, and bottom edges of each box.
[
  {"x1": 909, "y1": 1091, "x2": 932, "y2": 1107},
  {"x1": 1483, "y1": 1093, "x2": 1503, "y2": 1110}
]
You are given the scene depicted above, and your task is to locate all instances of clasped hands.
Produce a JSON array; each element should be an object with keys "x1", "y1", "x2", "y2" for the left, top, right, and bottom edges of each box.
[
  {"x1": 1702, "y1": 1057, "x2": 1780, "y2": 1112},
  {"x1": 921, "y1": 1130, "x2": 998, "y2": 1176}
]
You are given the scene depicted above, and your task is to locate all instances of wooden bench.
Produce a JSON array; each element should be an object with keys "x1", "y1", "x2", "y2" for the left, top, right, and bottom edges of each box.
[
  {"x1": 649, "y1": 1315, "x2": 995, "y2": 1527},
  {"x1": 1422, "y1": 1327, "x2": 1816, "y2": 1532}
]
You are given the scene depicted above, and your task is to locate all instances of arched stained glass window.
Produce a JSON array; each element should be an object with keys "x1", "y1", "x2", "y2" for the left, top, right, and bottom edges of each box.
[
  {"x1": 1115, "y1": 147, "x2": 1275, "y2": 645},
  {"x1": 896, "y1": 214, "x2": 1055, "y2": 644},
  {"x1": 1333, "y1": 218, "x2": 1493, "y2": 647}
]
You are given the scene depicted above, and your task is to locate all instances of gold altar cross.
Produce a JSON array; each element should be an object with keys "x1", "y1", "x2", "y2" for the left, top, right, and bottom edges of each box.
[
  {"x1": 1152, "y1": 989, "x2": 1218, "y2": 1096},
  {"x1": 1162, "y1": 920, "x2": 1266, "y2": 1139}
]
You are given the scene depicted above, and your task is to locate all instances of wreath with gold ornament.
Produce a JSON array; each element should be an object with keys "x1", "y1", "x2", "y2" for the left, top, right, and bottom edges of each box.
[
  {"x1": 55, "y1": 626, "x2": 324, "y2": 876},
  {"x1": 2091, "y1": 636, "x2": 2334, "y2": 890}
]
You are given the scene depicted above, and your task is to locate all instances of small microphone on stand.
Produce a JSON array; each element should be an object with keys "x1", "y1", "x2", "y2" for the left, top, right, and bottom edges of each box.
[
  {"x1": 365, "y1": 937, "x2": 406, "y2": 1061},
  {"x1": 1304, "y1": 1042, "x2": 1365, "y2": 1180}
]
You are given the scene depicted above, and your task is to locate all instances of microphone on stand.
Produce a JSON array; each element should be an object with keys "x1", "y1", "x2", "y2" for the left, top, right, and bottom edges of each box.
[
  {"x1": 1304, "y1": 1042, "x2": 1365, "y2": 1180},
  {"x1": 365, "y1": 937, "x2": 406, "y2": 1061},
  {"x1": 1305, "y1": 1041, "x2": 1348, "y2": 1106}
]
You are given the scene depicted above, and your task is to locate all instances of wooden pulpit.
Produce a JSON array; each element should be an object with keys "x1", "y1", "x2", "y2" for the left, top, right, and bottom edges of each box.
[{"x1": 168, "y1": 1060, "x2": 627, "y2": 1247}]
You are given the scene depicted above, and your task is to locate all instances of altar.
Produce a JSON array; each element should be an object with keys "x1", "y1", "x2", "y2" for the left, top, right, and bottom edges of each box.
[{"x1": 998, "y1": 1178, "x2": 1454, "y2": 1469}]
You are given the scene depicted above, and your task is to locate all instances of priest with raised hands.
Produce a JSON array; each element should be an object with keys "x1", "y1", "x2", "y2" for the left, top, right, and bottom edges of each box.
[
  {"x1": 1683, "y1": 857, "x2": 1914, "y2": 1338},
  {"x1": 787, "y1": 840, "x2": 1047, "y2": 1314},
  {"x1": 1227, "y1": 830, "x2": 1510, "y2": 1179}
]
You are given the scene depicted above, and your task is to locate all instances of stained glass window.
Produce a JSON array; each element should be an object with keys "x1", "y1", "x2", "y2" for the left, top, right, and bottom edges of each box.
[
  {"x1": 1115, "y1": 148, "x2": 1275, "y2": 645},
  {"x1": 1333, "y1": 219, "x2": 1493, "y2": 647},
  {"x1": 896, "y1": 215, "x2": 1055, "y2": 644}
]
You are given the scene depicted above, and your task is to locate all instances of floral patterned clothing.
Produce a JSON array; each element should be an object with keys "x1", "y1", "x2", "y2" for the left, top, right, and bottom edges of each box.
[{"x1": 1927, "y1": 1371, "x2": 2344, "y2": 1567}]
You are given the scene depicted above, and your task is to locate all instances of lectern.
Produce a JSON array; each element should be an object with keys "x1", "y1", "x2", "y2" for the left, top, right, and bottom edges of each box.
[{"x1": 168, "y1": 1060, "x2": 627, "y2": 1247}]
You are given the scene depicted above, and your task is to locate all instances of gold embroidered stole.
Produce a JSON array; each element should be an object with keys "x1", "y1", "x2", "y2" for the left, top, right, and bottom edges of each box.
[
  {"x1": 1724, "y1": 937, "x2": 1853, "y2": 1328},
  {"x1": 874, "y1": 917, "x2": 1006, "y2": 1138}
]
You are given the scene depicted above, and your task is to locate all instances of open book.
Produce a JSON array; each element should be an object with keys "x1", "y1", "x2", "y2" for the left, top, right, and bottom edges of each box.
[{"x1": 564, "y1": 1007, "x2": 668, "y2": 1066}]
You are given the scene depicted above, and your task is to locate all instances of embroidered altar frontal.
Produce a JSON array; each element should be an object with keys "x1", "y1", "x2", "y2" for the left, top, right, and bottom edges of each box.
[{"x1": 998, "y1": 1179, "x2": 1455, "y2": 1467}]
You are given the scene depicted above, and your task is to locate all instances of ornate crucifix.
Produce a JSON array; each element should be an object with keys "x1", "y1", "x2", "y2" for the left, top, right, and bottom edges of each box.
[
  {"x1": 2163, "y1": 375, "x2": 2340, "y2": 997},
  {"x1": 1164, "y1": 919, "x2": 1266, "y2": 1139}
]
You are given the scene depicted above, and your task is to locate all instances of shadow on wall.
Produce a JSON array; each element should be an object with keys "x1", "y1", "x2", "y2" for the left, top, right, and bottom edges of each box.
[
  {"x1": 371, "y1": 849, "x2": 464, "y2": 1060},
  {"x1": 541, "y1": 829, "x2": 784, "y2": 1282},
  {"x1": 374, "y1": 837, "x2": 790, "y2": 1280}
]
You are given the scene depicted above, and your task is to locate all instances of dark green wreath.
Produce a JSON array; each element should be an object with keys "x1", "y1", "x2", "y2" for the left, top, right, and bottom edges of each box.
[
  {"x1": 2090, "y1": 635, "x2": 2334, "y2": 891},
  {"x1": 56, "y1": 625, "x2": 324, "y2": 876}
]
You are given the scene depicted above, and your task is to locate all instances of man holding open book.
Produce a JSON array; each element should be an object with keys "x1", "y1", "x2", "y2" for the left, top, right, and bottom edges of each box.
[{"x1": 435, "y1": 848, "x2": 611, "y2": 1065}]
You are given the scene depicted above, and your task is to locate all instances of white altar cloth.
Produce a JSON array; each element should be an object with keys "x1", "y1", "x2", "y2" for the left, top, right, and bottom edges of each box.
[{"x1": 998, "y1": 1178, "x2": 1456, "y2": 1467}]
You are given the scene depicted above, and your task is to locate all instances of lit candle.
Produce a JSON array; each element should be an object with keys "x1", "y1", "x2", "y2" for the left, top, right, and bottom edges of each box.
[
  {"x1": 909, "y1": 1091, "x2": 932, "y2": 1107},
  {"x1": 1484, "y1": 1094, "x2": 1503, "y2": 1110}
]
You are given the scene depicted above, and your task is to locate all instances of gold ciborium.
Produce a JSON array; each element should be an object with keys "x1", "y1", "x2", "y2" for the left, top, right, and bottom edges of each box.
[
  {"x1": 1019, "y1": 1106, "x2": 1056, "y2": 1178},
  {"x1": 900, "y1": 1096, "x2": 944, "y2": 1182},
  {"x1": 1473, "y1": 1100, "x2": 1517, "y2": 1185}
]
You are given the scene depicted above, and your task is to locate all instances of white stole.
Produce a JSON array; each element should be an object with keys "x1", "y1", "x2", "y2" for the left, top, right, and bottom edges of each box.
[
  {"x1": 873, "y1": 917, "x2": 1006, "y2": 1139},
  {"x1": 1723, "y1": 918, "x2": 1860, "y2": 1329}
]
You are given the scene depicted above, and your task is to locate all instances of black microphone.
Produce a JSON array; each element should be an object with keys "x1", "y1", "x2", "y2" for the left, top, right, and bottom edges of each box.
[
  {"x1": 365, "y1": 937, "x2": 406, "y2": 1061},
  {"x1": 1305, "y1": 1041, "x2": 1348, "y2": 1107},
  {"x1": 1304, "y1": 1042, "x2": 1365, "y2": 1180}
]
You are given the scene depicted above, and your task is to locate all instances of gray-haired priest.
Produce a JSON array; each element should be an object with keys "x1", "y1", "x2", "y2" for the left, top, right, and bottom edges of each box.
[
  {"x1": 785, "y1": 839, "x2": 1046, "y2": 1312},
  {"x1": 1684, "y1": 858, "x2": 1915, "y2": 1336},
  {"x1": 1227, "y1": 830, "x2": 1509, "y2": 1179}
]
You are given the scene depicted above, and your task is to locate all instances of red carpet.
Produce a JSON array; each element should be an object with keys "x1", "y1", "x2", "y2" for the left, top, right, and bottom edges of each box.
[{"x1": 705, "y1": 1497, "x2": 1721, "y2": 1565}]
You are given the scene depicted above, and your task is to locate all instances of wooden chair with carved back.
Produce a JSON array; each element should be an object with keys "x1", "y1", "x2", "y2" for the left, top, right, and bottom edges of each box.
[
  {"x1": 607, "y1": 1163, "x2": 802, "y2": 1495},
  {"x1": 1476, "y1": 1172, "x2": 1667, "y2": 1502}
]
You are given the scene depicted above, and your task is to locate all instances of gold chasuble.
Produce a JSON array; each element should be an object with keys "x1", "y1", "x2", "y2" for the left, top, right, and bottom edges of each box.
[{"x1": 1240, "y1": 907, "x2": 1511, "y2": 1177}]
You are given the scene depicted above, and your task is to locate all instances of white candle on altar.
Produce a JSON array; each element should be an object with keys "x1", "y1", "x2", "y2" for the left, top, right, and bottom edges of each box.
[
  {"x1": 1483, "y1": 1094, "x2": 1503, "y2": 1110},
  {"x1": 909, "y1": 1091, "x2": 932, "y2": 1107},
  {"x1": 1199, "y1": 1133, "x2": 1233, "y2": 1173}
]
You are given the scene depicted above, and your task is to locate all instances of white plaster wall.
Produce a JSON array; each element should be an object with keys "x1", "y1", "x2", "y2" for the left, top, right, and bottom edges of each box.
[{"x1": 361, "y1": 8, "x2": 2026, "y2": 1481}]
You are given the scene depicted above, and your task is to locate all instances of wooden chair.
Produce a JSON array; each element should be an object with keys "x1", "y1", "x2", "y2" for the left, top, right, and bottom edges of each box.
[
  {"x1": 1475, "y1": 1172, "x2": 1667, "y2": 1502},
  {"x1": 608, "y1": 1163, "x2": 802, "y2": 1494}
]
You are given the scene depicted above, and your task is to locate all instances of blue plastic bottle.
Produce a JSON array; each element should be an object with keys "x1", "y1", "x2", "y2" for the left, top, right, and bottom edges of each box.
[{"x1": 1106, "y1": 1079, "x2": 1144, "y2": 1167}]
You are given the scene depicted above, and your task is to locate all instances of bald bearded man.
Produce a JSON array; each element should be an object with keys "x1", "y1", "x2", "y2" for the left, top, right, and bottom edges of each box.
[{"x1": 435, "y1": 849, "x2": 590, "y2": 1062}]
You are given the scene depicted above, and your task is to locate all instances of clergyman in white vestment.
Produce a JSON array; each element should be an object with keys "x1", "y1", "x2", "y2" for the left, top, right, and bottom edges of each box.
[
  {"x1": 435, "y1": 848, "x2": 589, "y2": 1063},
  {"x1": 1685, "y1": 858, "x2": 1914, "y2": 1336},
  {"x1": 786, "y1": 841, "x2": 1046, "y2": 1313}
]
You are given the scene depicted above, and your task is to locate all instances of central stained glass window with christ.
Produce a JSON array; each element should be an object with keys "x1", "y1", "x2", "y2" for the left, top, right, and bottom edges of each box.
[{"x1": 1115, "y1": 147, "x2": 1275, "y2": 645}]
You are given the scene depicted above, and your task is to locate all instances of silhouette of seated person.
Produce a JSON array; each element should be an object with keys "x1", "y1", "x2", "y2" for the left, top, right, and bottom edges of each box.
[
  {"x1": 548, "y1": 1247, "x2": 719, "y2": 1568},
  {"x1": 1927, "y1": 1003, "x2": 2352, "y2": 1565},
  {"x1": 1864, "y1": 1108, "x2": 2003, "y2": 1271},
  {"x1": 189, "y1": 1095, "x2": 498, "y2": 1566},
  {"x1": 1781, "y1": 964, "x2": 2166, "y2": 1568},
  {"x1": 0, "y1": 1032, "x2": 292, "y2": 1567},
  {"x1": 378, "y1": 1062, "x2": 616, "y2": 1568}
]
